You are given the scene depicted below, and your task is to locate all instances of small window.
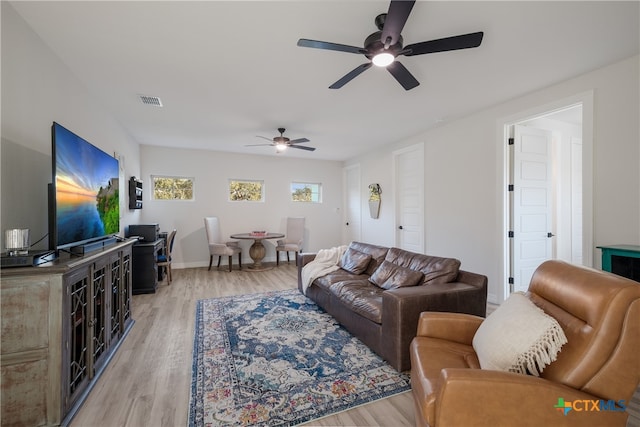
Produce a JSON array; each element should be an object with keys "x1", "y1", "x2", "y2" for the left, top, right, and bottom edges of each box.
[
  {"x1": 229, "y1": 179, "x2": 264, "y2": 202},
  {"x1": 291, "y1": 182, "x2": 322, "y2": 203},
  {"x1": 152, "y1": 175, "x2": 194, "y2": 200}
]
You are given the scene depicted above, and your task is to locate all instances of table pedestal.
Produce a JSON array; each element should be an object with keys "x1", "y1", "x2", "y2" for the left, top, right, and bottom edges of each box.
[{"x1": 248, "y1": 240, "x2": 269, "y2": 271}]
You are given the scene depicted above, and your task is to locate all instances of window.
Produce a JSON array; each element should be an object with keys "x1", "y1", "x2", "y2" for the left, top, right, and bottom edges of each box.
[
  {"x1": 229, "y1": 179, "x2": 264, "y2": 202},
  {"x1": 152, "y1": 175, "x2": 194, "y2": 200},
  {"x1": 291, "y1": 182, "x2": 322, "y2": 203}
]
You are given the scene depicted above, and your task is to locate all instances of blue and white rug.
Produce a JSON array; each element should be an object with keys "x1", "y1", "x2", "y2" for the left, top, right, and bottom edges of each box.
[{"x1": 188, "y1": 289, "x2": 410, "y2": 426}]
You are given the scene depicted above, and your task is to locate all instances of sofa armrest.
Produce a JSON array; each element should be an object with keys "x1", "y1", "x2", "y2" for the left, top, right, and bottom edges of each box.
[
  {"x1": 381, "y1": 281, "x2": 487, "y2": 371},
  {"x1": 415, "y1": 312, "x2": 484, "y2": 345},
  {"x1": 297, "y1": 252, "x2": 317, "y2": 292},
  {"x1": 297, "y1": 252, "x2": 317, "y2": 267},
  {"x1": 425, "y1": 368, "x2": 628, "y2": 427}
]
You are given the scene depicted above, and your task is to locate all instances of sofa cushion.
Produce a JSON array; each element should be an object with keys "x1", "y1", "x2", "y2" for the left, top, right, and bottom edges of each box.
[
  {"x1": 369, "y1": 260, "x2": 425, "y2": 290},
  {"x1": 314, "y1": 270, "x2": 369, "y2": 292},
  {"x1": 347, "y1": 242, "x2": 390, "y2": 275},
  {"x1": 384, "y1": 247, "x2": 460, "y2": 285},
  {"x1": 472, "y1": 292, "x2": 568, "y2": 376},
  {"x1": 329, "y1": 280, "x2": 384, "y2": 323},
  {"x1": 339, "y1": 247, "x2": 372, "y2": 275}
]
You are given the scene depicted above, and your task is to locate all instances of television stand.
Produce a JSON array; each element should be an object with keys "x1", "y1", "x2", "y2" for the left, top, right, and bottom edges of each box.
[{"x1": 70, "y1": 236, "x2": 118, "y2": 255}]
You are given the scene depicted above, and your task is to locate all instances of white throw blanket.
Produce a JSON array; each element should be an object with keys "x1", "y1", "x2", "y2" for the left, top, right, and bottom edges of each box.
[{"x1": 301, "y1": 245, "x2": 348, "y2": 295}]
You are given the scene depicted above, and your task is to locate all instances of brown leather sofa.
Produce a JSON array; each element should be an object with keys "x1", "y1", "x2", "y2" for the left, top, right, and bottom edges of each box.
[
  {"x1": 297, "y1": 241, "x2": 488, "y2": 372},
  {"x1": 410, "y1": 260, "x2": 640, "y2": 427}
]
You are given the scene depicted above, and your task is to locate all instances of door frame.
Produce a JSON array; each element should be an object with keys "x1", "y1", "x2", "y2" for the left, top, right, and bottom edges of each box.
[{"x1": 497, "y1": 91, "x2": 594, "y2": 303}]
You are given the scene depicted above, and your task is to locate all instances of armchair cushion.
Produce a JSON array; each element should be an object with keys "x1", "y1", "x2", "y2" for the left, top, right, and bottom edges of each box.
[
  {"x1": 472, "y1": 292, "x2": 567, "y2": 376},
  {"x1": 338, "y1": 247, "x2": 372, "y2": 275}
]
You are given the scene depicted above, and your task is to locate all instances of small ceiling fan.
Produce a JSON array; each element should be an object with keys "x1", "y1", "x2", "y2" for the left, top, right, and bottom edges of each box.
[
  {"x1": 297, "y1": 0, "x2": 484, "y2": 90},
  {"x1": 246, "y1": 128, "x2": 315, "y2": 152}
]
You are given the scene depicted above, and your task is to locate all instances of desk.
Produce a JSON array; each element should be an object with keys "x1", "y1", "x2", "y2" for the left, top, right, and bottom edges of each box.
[
  {"x1": 230, "y1": 233, "x2": 284, "y2": 271},
  {"x1": 132, "y1": 238, "x2": 164, "y2": 293}
]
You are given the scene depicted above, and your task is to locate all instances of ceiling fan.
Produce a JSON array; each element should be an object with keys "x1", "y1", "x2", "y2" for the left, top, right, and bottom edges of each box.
[
  {"x1": 246, "y1": 128, "x2": 316, "y2": 152},
  {"x1": 297, "y1": 0, "x2": 484, "y2": 91}
]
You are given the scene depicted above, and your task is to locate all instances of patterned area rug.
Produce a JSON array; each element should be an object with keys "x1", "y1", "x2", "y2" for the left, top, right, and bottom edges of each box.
[{"x1": 189, "y1": 289, "x2": 410, "y2": 426}]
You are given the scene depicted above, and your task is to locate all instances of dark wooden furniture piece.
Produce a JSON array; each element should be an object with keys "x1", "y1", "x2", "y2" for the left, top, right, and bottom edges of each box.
[
  {"x1": 0, "y1": 240, "x2": 134, "y2": 426},
  {"x1": 229, "y1": 232, "x2": 284, "y2": 271},
  {"x1": 597, "y1": 244, "x2": 640, "y2": 282},
  {"x1": 128, "y1": 176, "x2": 143, "y2": 209},
  {"x1": 132, "y1": 238, "x2": 164, "y2": 294}
]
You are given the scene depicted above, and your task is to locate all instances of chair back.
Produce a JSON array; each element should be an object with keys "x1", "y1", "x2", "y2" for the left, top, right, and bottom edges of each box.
[
  {"x1": 165, "y1": 229, "x2": 177, "y2": 257},
  {"x1": 204, "y1": 217, "x2": 222, "y2": 244},
  {"x1": 526, "y1": 260, "x2": 640, "y2": 402},
  {"x1": 285, "y1": 217, "x2": 305, "y2": 246}
]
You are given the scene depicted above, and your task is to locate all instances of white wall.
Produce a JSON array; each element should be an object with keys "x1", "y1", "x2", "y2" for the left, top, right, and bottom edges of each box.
[
  {"x1": 346, "y1": 55, "x2": 640, "y2": 304},
  {"x1": 138, "y1": 145, "x2": 343, "y2": 268},
  {"x1": 1, "y1": 2, "x2": 142, "y2": 250}
]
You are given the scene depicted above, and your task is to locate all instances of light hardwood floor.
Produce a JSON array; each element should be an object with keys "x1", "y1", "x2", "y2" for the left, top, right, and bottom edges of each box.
[{"x1": 69, "y1": 264, "x2": 415, "y2": 427}]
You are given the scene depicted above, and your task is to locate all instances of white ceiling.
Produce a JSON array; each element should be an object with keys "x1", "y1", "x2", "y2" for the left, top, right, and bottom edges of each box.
[{"x1": 10, "y1": 1, "x2": 639, "y2": 161}]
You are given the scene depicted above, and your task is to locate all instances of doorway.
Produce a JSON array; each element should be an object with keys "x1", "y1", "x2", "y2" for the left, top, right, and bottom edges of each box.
[
  {"x1": 343, "y1": 164, "x2": 361, "y2": 244},
  {"x1": 502, "y1": 93, "x2": 594, "y2": 300},
  {"x1": 393, "y1": 143, "x2": 425, "y2": 253}
]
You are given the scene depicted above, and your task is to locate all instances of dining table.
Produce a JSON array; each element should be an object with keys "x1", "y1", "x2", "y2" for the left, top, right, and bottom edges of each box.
[{"x1": 229, "y1": 232, "x2": 285, "y2": 271}]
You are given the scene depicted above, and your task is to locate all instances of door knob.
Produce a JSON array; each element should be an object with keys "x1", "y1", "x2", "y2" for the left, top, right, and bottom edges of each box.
[
  {"x1": 346, "y1": 222, "x2": 349, "y2": 226},
  {"x1": 398, "y1": 225, "x2": 403, "y2": 230},
  {"x1": 547, "y1": 232, "x2": 555, "y2": 238}
]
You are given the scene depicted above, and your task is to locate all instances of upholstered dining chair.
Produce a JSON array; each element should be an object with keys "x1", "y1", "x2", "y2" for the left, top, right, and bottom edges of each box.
[
  {"x1": 157, "y1": 229, "x2": 176, "y2": 284},
  {"x1": 276, "y1": 217, "x2": 305, "y2": 266},
  {"x1": 204, "y1": 217, "x2": 242, "y2": 272}
]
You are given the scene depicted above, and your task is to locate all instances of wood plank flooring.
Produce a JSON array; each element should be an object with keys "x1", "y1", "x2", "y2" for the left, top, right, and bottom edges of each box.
[
  {"x1": 69, "y1": 264, "x2": 640, "y2": 427},
  {"x1": 69, "y1": 264, "x2": 414, "y2": 427}
]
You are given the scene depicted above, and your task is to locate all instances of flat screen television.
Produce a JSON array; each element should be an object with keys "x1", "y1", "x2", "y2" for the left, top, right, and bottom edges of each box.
[{"x1": 51, "y1": 122, "x2": 120, "y2": 251}]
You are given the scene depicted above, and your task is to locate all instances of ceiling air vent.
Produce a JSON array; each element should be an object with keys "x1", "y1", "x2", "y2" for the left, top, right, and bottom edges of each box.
[{"x1": 139, "y1": 95, "x2": 163, "y2": 107}]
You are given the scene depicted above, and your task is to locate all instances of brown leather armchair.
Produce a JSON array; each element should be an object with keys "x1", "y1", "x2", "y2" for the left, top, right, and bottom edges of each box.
[{"x1": 410, "y1": 260, "x2": 640, "y2": 427}]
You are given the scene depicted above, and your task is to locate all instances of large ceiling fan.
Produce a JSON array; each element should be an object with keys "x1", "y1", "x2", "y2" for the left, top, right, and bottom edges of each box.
[
  {"x1": 297, "y1": 0, "x2": 484, "y2": 90},
  {"x1": 246, "y1": 128, "x2": 315, "y2": 152}
]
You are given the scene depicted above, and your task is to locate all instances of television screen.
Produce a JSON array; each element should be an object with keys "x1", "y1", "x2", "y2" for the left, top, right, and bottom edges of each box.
[{"x1": 52, "y1": 122, "x2": 119, "y2": 249}]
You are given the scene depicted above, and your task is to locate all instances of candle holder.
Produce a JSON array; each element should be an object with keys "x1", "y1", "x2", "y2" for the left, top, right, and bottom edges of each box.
[{"x1": 5, "y1": 229, "x2": 30, "y2": 256}]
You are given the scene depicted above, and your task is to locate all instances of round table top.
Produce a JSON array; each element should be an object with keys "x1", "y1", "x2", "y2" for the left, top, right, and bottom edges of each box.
[{"x1": 230, "y1": 232, "x2": 285, "y2": 240}]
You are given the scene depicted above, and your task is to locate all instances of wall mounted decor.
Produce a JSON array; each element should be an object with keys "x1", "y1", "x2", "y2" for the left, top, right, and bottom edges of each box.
[{"x1": 368, "y1": 183, "x2": 381, "y2": 219}]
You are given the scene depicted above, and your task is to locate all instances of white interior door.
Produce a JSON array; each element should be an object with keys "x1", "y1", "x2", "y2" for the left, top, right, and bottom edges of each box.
[
  {"x1": 343, "y1": 164, "x2": 361, "y2": 244},
  {"x1": 511, "y1": 125, "x2": 554, "y2": 292},
  {"x1": 394, "y1": 144, "x2": 424, "y2": 253}
]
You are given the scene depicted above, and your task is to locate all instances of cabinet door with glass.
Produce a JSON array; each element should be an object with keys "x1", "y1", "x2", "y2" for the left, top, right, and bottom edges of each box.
[{"x1": 62, "y1": 265, "x2": 92, "y2": 413}]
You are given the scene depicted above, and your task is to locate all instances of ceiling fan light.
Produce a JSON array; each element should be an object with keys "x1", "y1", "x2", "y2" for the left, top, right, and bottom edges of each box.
[
  {"x1": 372, "y1": 52, "x2": 394, "y2": 67},
  {"x1": 275, "y1": 143, "x2": 287, "y2": 152}
]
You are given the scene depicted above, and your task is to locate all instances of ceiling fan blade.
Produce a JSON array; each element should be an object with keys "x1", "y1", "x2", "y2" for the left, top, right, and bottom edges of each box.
[
  {"x1": 289, "y1": 145, "x2": 316, "y2": 151},
  {"x1": 289, "y1": 138, "x2": 310, "y2": 145},
  {"x1": 381, "y1": 1, "x2": 416, "y2": 47},
  {"x1": 245, "y1": 143, "x2": 274, "y2": 147},
  {"x1": 256, "y1": 135, "x2": 273, "y2": 142},
  {"x1": 329, "y1": 63, "x2": 372, "y2": 89},
  {"x1": 403, "y1": 32, "x2": 484, "y2": 56},
  {"x1": 387, "y1": 61, "x2": 419, "y2": 90},
  {"x1": 297, "y1": 39, "x2": 365, "y2": 55}
]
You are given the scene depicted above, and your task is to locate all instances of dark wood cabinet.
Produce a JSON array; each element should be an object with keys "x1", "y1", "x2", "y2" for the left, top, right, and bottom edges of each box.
[{"x1": 0, "y1": 240, "x2": 134, "y2": 426}]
